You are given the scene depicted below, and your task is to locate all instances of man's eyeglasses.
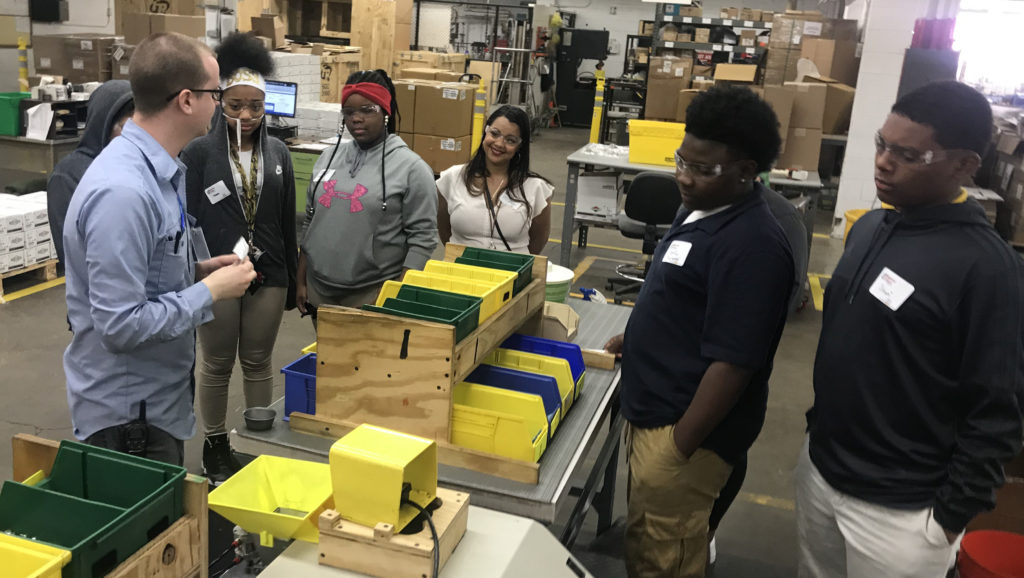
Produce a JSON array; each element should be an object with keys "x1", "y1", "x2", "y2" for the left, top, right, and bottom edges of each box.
[
  {"x1": 165, "y1": 88, "x2": 223, "y2": 103},
  {"x1": 485, "y1": 126, "x2": 522, "y2": 147},
  {"x1": 874, "y1": 133, "x2": 948, "y2": 166},
  {"x1": 223, "y1": 100, "x2": 266, "y2": 116},
  {"x1": 674, "y1": 151, "x2": 724, "y2": 179},
  {"x1": 341, "y1": 104, "x2": 382, "y2": 119}
]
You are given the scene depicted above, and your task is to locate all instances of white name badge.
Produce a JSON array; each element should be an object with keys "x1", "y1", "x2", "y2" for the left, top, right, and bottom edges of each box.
[
  {"x1": 662, "y1": 240, "x2": 693, "y2": 267},
  {"x1": 869, "y1": 267, "x2": 915, "y2": 311},
  {"x1": 232, "y1": 236, "x2": 249, "y2": 260},
  {"x1": 204, "y1": 180, "x2": 231, "y2": 205}
]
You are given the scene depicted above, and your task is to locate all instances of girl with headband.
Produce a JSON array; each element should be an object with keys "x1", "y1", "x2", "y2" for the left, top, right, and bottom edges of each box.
[
  {"x1": 181, "y1": 32, "x2": 298, "y2": 485},
  {"x1": 297, "y1": 69, "x2": 437, "y2": 321}
]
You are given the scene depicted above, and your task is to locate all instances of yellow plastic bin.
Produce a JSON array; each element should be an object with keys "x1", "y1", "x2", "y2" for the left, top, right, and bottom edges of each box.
[
  {"x1": 451, "y1": 382, "x2": 549, "y2": 462},
  {"x1": 628, "y1": 119, "x2": 686, "y2": 166},
  {"x1": 423, "y1": 261, "x2": 516, "y2": 305},
  {"x1": 484, "y1": 347, "x2": 576, "y2": 417},
  {"x1": 0, "y1": 534, "x2": 70, "y2": 578},
  {"x1": 844, "y1": 209, "x2": 869, "y2": 242},
  {"x1": 208, "y1": 455, "x2": 333, "y2": 546},
  {"x1": 403, "y1": 270, "x2": 510, "y2": 323}
]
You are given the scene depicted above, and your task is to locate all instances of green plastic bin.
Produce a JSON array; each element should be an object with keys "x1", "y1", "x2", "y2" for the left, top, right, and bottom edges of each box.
[
  {"x1": 363, "y1": 297, "x2": 479, "y2": 342},
  {"x1": 456, "y1": 247, "x2": 534, "y2": 295},
  {"x1": 0, "y1": 440, "x2": 187, "y2": 578},
  {"x1": 393, "y1": 284, "x2": 482, "y2": 320},
  {"x1": 0, "y1": 92, "x2": 29, "y2": 136}
]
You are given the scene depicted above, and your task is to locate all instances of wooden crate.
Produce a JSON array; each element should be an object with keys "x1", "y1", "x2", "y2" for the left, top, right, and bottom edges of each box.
[
  {"x1": 318, "y1": 487, "x2": 468, "y2": 577},
  {"x1": 291, "y1": 244, "x2": 547, "y2": 484},
  {"x1": 0, "y1": 258, "x2": 57, "y2": 303},
  {"x1": 11, "y1": 434, "x2": 209, "y2": 578}
]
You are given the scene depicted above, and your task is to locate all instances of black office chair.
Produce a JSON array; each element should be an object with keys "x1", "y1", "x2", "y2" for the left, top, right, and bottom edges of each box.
[{"x1": 606, "y1": 172, "x2": 682, "y2": 303}]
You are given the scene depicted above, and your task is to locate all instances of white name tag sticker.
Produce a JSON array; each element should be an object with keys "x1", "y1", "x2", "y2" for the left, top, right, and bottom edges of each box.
[
  {"x1": 869, "y1": 267, "x2": 915, "y2": 311},
  {"x1": 662, "y1": 240, "x2": 693, "y2": 267},
  {"x1": 205, "y1": 180, "x2": 231, "y2": 205},
  {"x1": 232, "y1": 236, "x2": 249, "y2": 260}
]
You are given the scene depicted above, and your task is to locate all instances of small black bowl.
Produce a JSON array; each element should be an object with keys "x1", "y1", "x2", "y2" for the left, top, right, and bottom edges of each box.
[{"x1": 243, "y1": 407, "x2": 276, "y2": 431}]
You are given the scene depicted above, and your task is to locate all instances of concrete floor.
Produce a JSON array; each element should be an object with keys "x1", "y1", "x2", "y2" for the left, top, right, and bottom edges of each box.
[{"x1": 0, "y1": 126, "x2": 846, "y2": 576}]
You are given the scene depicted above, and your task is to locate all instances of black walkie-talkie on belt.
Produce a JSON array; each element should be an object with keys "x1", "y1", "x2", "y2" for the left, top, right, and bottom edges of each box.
[{"x1": 123, "y1": 400, "x2": 148, "y2": 456}]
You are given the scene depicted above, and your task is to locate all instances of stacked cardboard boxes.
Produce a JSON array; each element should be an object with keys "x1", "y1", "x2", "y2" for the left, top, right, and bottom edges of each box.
[
  {"x1": 294, "y1": 101, "x2": 342, "y2": 141},
  {"x1": 646, "y1": 55, "x2": 693, "y2": 121},
  {"x1": 394, "y1": 51, "x2": 467, "y2": 78},
  {"x1": 0, "y1": 193, "x2": 54, "y2": 274},
  {"x1": 121, "y1": 12, "x2": 206, "y2": 46},
  {"x1": 320, "y1": 50, "x2": 364, "y2": 103},
  {"x1": 804, "y1": 76, "x2": 855, "y2": 134},
  {"x1": 765, "y1": 12, "x2": 858, "y2": 86},
  {"x1": 110, "y1": 43, "x2": 135, "y2": 81},
  {"x1": 776, "y1": 82, "x2": 826, "y2": 170},
  {"x1": 409, "y1": 81, "x2": 476, "y2": 174},
  {"x1": 33, "y1": 34, "x2": 124, "y2": 84},
  {"x1": 268, "y1": 51, "x2": 321, "y2": 104}
]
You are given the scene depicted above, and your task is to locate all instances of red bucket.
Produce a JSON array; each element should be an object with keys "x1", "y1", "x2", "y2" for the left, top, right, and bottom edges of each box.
[{"x1": 958, "y1": 530, "x2": 1024, "y2": 578}]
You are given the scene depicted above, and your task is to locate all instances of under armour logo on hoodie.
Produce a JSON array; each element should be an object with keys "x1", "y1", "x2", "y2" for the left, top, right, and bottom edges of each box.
[{"x1": 319, "y1": 180, "x2": 367, "y2": 213}]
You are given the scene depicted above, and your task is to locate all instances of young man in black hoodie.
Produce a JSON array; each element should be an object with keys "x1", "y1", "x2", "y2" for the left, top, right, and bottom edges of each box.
[
  {"x1": 46, "y1": 79, "x2": 134, "y2": 268},
  {"x1": 798, "y1": 81, "x2": 1024, "y2": 577}
]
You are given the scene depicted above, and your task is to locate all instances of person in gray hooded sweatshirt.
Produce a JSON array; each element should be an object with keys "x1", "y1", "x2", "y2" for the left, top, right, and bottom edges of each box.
[
  {"x1": 297, "y1": 69, "x2": 437, "y2": 316},
  {"x1": 47, "y1": 80, "x2": 134, "y2": 267}
]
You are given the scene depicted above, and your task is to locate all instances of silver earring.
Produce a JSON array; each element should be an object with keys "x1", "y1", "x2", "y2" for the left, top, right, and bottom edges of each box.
[{"x1": 739, "y1": 178, "x2": 747, "y2": 183}]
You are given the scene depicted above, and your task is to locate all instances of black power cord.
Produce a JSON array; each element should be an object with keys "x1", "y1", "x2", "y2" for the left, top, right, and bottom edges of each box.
[{"x1": 401, "y1": 482, "x2": 440, "y2": 578}]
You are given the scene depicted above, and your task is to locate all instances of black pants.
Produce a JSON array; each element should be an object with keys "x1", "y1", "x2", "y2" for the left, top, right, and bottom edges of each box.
[
  {"x1": 709, "y1": 452, "x2": 748, "y2": 534},
  {"x1": 85, "y1": 424, "x2": 185, "y2": 466}
]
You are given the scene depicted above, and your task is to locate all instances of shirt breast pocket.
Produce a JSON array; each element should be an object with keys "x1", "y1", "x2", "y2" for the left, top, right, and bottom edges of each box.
[{"x1": 155, "y1": 227, "x2": 188, "y2": 294}]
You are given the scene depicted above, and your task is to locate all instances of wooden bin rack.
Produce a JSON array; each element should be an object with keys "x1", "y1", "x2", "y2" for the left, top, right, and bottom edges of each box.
[
  {"x1": 11, "y1": 434, "x2": 209, "y2": 578},
  {"x1": 291, "y1": 244, "x2": 550, "y2": 484}
]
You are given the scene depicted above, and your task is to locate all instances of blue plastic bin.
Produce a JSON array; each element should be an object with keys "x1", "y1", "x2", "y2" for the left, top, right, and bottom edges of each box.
[
  {"x1": 282, "y1": 353, "x2": 316, "y2": 420},
  {"x1": 501, "y1": 334, "x2": 585, "y2": 383},
  {"x1": 467, "y1": 364, "x2": 563, "y2": 439}
]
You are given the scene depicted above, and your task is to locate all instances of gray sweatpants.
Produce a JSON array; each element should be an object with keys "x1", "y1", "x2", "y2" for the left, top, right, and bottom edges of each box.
[{"x1": 198, "y1": 286, "x2": 287, "y2": 435}]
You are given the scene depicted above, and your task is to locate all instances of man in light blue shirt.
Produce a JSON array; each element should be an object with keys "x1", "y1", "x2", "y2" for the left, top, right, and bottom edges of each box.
[{"x1": 63, "y1": 32, "x2": 256, "y2": 466}]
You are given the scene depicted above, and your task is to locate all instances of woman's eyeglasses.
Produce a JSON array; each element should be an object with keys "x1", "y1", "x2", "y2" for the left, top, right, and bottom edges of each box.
[
  {"x1": 223, "y1": 100, "x2": 266, "y2": 116},
  {"x1": 485, "y1": 126, "x2": 522, "y2": 147},
  {"x1": 341, "y1": 104, "x2": 382, "y2": 119}
]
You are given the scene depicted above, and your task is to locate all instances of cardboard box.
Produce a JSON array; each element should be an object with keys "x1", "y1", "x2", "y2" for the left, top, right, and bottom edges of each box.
[
  {"x1": 0, "y1": 204, "x2": 25, "y2": 232},
  {"x1": 677, "y1": 6, "x2": 702, "y2": 18},
  {"x1": 251, "y1": 14, "x2": 285, "y2": 49},
  {"x1": 320, "y1": 52, "x2": 363, "y2": 103},
  {"x1": 694, "y1": 28, "x2": 710, "y2": 44},
  {"x1": 720, "y1": 7, "x2": 740, "y2": 19},
  {"x1": 401, "y1": 67, "x2": 440, "y2": 81},
  {"x1": 0, "y1": 195, "x2": 47, "y2": 228},
  {"x1": 801, "y1": 37, "x2": 859, "y2": 86},
  {"x1": 412, "y1": 134, "x2": 472, "y2": 174},
  {"x1": 649, "y1": 55, "x2": 692, "y2": 81},
  {"x1": 675, "y1": 89, "x2": 700, "y2": 123},
  {"x1": 740, "y1": 29, "x2": 758, "y2": 47},
  {"x1": 692, "y1": 64, "x2": 712, "y2": 80},
  {"x1": 0, "y1": 14, "x2": 31, "y2": 48},
  {"x1": 784, "y1": 82, "x2": 827, "y2": 129},
  {"x1": 753, "y1": 85, "x2": 796, "y2": 151},
  {"x1": 435, "y1": 70, "x2": 463, "y2": 82},
  {"x1": 124, "y1": 13, "x2": 204, "y2": 45},
  {"x1": 764, "y1": 47, "x2": 801, "y2": 85},
  {"x1": 2, "y1": 249, "x2": 26, "y2": 273},
  {"x1": 771, "y1": 13, "x2": 858, "y2": 49},
  {"x1": 3, "y1": 230, "x2": 26, "y2": 251},
  {"x1": 24, "y1": 223, "x2": 50, "y2": 246},
  {"x1": 576, "y1": 172, "x2": 622, "y2": 218},
  {"x1": 397, "y1": 132, "x2": 413, "y2": 145},
  {"x1": 392, "y1": 80, "x2": 417, "y2": 133},
  {"x1": 804, "y1": 76, "x2": 855, "y2": 134},
  {"x1": 537, "y1": 302, "x2": 579, "y2": 341},
  {"x1": 25, "y1": 242, "x2": 50, "y2": 264},
  {"x1": 692, "y1": 78, "x2": 714, "y2": 91},
  {"x1": 776, "y1": 127, "x2": 822, "y2": 170},
  {"x1": 110, "y1": 43, "x2": 135, "y2": 80},
  {"x1": 413, "y1": 82, "x2": 475, "y2": 138},
  {"x1": 31, "y1": 35, "x2": 67, "y2": 76},
  {"x1": 646, "y1": 57, "x2": 693, "y2": 120},
  {"x1": 662, "y1": 27, "x2": 678, "y2": 42},
  {"x1": 119, "y1": 0, "x2": 201, "y2": 16},
  {"x1": 714, "y1": 63, "x2": 758, "y2": 84},
  {"x1": 639, "y1": 21, "x2": 654, "y2": 36}
]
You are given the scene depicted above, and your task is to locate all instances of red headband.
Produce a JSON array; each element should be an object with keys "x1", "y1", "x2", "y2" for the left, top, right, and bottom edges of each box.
[{"x1": 341, "y1": 82, "x2": 392, "y2": 114}]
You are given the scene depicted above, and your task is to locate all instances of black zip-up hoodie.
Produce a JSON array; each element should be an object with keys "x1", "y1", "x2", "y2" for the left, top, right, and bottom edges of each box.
[{"x1": 808, "y1": 199, "x2": 1024, "y2": 532}]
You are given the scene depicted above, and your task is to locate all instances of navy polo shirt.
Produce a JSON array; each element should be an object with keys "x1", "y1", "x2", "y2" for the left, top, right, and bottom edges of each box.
[{"x1": 619, "y1": 184, "x2": 794, "y2": 464}]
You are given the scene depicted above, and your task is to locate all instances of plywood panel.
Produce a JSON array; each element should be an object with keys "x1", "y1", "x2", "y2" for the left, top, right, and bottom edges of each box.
[{"x1": 351, "y1": 0, "x2": 394, "y2": 71}]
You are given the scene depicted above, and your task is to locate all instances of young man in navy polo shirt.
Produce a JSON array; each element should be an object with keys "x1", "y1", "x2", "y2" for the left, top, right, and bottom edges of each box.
[
  {"x1": 798, "y1": 82, "x2": 1024, "y2": 577},
  {"x1": 606, "y1": 86, "x2": 795, "y2": 577}
]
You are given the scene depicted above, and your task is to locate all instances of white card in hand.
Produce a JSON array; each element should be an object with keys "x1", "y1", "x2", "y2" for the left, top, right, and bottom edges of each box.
[
  {"x1": 205, "y1": 180, "x2": 231, "y2": 205},
  {"x1": 232, "y1": 237, "x2": 249, "y2": 260},
  {"x1": 868, "y1": 267, "x2": 915, "y2": 311}
]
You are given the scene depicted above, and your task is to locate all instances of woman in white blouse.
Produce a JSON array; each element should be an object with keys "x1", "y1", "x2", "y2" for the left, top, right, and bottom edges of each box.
[{"x1": 436, "y1": 106, "x2": 554, "y2": 254}]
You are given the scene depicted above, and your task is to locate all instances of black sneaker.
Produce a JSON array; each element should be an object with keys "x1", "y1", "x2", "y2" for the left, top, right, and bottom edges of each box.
[{"x1": 203, "y1": 433, "x2": 241, "y2": 486}]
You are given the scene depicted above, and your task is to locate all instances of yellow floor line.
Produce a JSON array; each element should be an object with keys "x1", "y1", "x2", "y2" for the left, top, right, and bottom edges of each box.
[
  {"x1": 552, "y1": 201, "x2": 566, "y2": 207},
  {"x1": 573, "y1": 255, "x2": 597, "y2": 281},
  {"x1": 2, "y1": 277, "x2": 65, "y2": 303},
  {"x1": 808, "y1": 273, "x2": 828, "y2": 311},
  {"x1": 547, "y1": 238, "x2": 642, "y2": 254},
  {"x1": 812, "y1": 233, "x2": 831, "y2": 240},
  {"x1": 738, "y1": 491, "x2": 796, "y2": 511}
]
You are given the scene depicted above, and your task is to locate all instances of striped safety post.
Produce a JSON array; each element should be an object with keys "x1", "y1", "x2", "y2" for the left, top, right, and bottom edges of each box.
[
  {"x1": 589, "y1": 78, "x2": 605, "y2": 143},
  {"x1": 18, "y1": 37, "x2": 28, "y2": 92},
  {"x1": 471, "y1": 78, "x2": 487, "y2": 156}
]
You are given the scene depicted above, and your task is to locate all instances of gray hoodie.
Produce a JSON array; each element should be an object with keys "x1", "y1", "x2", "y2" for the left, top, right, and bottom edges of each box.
[{"x1": 302, "y1": 134, "x2": 438, "y2": 290}]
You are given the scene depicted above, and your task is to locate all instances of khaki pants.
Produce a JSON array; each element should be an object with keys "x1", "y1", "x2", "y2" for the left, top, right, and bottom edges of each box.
[{"x1": 625, "y1": 423, "x2": 733, "y2": 578}]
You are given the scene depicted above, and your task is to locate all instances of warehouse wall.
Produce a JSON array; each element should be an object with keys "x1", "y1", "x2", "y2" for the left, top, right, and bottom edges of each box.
[
  {"x1": 0, "y1": 0, "x2": 115, "y2": 91},
  {"x1": 832, "y1": 0, "x2": 961, "y2": 232}
]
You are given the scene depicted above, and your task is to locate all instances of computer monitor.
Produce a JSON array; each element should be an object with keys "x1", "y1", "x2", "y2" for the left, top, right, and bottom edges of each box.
[{"x1": 265, "y1": 80, "x2": 297, "y2": 118}]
